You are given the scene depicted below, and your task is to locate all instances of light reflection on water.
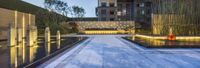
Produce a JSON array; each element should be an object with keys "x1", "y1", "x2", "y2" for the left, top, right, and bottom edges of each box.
[
  {"x1": 0, "y1": 37, "x2": 83, "y2": 68},
  {"x1": 132, "y1": 37, "x2": 200, "y2": 47},
  {"x1": 9, "y1": 42, "x2": 39, "y2": 68}
]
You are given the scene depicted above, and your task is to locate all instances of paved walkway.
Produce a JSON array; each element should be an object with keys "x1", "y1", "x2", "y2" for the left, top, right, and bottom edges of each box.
[{"x1": 39, "y1": 35, "x2": 200, "y2": 68}]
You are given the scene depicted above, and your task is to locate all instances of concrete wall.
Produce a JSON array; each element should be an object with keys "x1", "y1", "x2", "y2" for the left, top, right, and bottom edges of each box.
[{"x1": 0, "y1": 8, "x2": 35, "y2": 40}]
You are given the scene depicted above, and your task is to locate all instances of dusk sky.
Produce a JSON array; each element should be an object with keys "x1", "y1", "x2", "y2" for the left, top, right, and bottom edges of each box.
[{"x1": 22, "y1": 0, "x2": 98, "y2": 17}]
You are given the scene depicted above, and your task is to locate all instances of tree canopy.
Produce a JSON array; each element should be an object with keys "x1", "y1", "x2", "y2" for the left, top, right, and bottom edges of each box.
[
  {"x1": 40, "y1": 0, "x2": 86, "y2": 34},
  {"x1": 44, "y1": 0, "x2": 85, "y2": 17}
]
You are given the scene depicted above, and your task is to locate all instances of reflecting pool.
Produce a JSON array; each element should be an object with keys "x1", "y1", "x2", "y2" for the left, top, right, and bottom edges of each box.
[
  {"x1": 128, "y1": 37, "x2": 200, "y2": 48},
  {"x1": 0, "y1": 37, "x2": 84, "y2": 68}
]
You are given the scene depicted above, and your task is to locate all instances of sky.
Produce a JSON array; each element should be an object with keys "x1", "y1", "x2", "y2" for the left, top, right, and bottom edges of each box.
[{"x1": 22, "y1": 0, "x2": 98, "y2": 17}]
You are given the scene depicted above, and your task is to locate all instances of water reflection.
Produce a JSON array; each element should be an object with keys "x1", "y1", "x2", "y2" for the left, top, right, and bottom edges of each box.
[
  {"x1": 29, "y1": 44, "x2": 39, "y2": 63},
  {"x1": 45, "y1": 41, "x2": 51, "y2": 56},
  {"x1": 9, "y1": 41, "x2": 37, "y2": 68},
  {"x1": 57, "y1": 40, "x2": 60, "y2": 49},
  {"x1": 6, "y1": 37, "x2": 83, "y2": 68},
  {"x1": 9, "y1": 46, "x2": 17, "y2": 68},
  {"x1": 133, "y1": 37, "x2": 200, "y2": 47}
]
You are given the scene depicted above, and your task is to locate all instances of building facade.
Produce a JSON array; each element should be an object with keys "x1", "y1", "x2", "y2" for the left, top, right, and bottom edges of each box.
[
  {"x1": 134, "y1": 0, "x2": 152, "y2": 28},
  {"x1": 96, "y1": 0, "x2": 134, "y2": 21}
]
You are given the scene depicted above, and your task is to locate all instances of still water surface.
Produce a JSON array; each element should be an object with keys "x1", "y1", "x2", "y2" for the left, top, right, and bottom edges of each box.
[
  {"x1": 0, "y1": 37, "x2": 83, "y2": 68},
  {"x1": 132, "y1": 37, "x2": 200, "y2": 48}
]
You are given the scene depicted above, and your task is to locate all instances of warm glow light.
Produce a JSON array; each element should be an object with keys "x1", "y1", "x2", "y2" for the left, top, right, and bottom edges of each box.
[
  {"x1": 10, "y1": 47, "x2": 17, "y2": 68},
  {"x1": 168, "y1": 34, "x2": 176, "y2": 41},
  {"x1": 29, "y1": 14, "x2": 31, "y2": 26},
  {"x1": 14, "y1": 11, "x2": 18, "y2": 28},
  {"x1": 135, "y1": 34, "x2": 167, "y2": 40},
  {"x1": 136, "y1": 34, "x2": 200, "y2": 40},
  {"x1": 57, "y1": 31, "x2": 61, "y2": 49},
  {"x1": 84, "y1": 30, "x2": 127, "y2": 34},
  {"x1": 22, "y1": 13, "x2": 25, "y2": 38},
  {"x1": 29, "y1": 46, "x2": 38, "y2": 63}
]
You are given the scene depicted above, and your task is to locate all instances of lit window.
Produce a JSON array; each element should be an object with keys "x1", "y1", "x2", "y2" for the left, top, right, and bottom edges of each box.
[
  {"x1": 117, "y1": 11, "x2": 122, "y2": 16},
  {"x1": 140, "y1": 3, "x2": 144, "y2": 7},
  {"x1": 141, "y1": 10, "x2": 145, "y2": 15},
  {"x1": 110, "y1": 3, "x2": 115, "y2": 7},
  {"x1": 101, "y1": 9, "x2": 107, "y2": 15}
]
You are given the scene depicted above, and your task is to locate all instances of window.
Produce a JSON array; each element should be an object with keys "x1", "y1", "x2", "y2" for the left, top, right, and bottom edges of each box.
[
  {"x1": 110, "y1": 3, "x2": 115, "y2": 7},
  {"x1": 122, "y1": 9, "x2": 127, "y2": 15},
  {"x1": 141, "y1": 10, "x2": 145, "y2": 15},
  {"x1": 110, "y1": 11, "x2": 115, "y2": 15},
  {"x1": 117, "y1": 4, "x2": 122, "y2": 8},
  {"x1": 117, "y1": 11, "x2": 122, "y2": 16},
  {"x1": 140, "y1": 3, "x2": 144, "y2": 7},
  {"x1": 101, "y1": 17, "x2": 107, "y2": 21},
  {"x1": 147, "y1": 17, "x2": 151, "y2": 22},
  {"x1": 146, "y1": 9, "x2": 151, "y2": 14},
  {"x1": 110, "y1": 18, "x2": 115, "y2": 21},
  {"x1": 101, "y1": 9, "x2": 107, "y2": 15},
  {"x1": 137, "y1": 4, "x2": 140, "y2": 7},
  {"x1": 145, "y1": 2, "x2": 151, "y2": 7},
  {"x1": 101, "y1": 2, "x2": 107, "y2": 7},
  {"x1": 126, "y1": 4, "x2": 130, "y2": 8}
]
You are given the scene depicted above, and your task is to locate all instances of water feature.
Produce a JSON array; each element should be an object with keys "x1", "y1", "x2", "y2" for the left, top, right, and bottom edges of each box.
[
  {"x1": 0, "y1": 22, "x2": 86, "y2": 68},
  {"x1": 0, "y1": 37, "x2": 84, "y2": 68},
  {"x1": 128, "y1": 36, "x2": 200, "y2": 48}
]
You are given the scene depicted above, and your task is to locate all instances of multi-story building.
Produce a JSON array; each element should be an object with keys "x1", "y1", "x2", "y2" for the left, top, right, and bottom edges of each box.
[
  {"x1": 96, "y1": 0, "x2": 200, "y2": 35},
  {"x1": 96, "y1": 0, "x2": 134, "y2": 21},
  {"x1": 134, "y1": 0, "x2": 152, "y2": 28}
]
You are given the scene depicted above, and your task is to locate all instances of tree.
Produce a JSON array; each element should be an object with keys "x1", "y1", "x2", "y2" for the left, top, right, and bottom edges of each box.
[
  {"x1": 43, "y1": 0, "x2": 86, "y2": 34},
  {"x1": 44, "y1": 0, "x2": 86, "y2": 17},
  {"x1": 44, "y1": 0, "x2": 70, "y2": 16},
  {"x1": 71, "y1": 6, "x2": 86, "y2": 18}
]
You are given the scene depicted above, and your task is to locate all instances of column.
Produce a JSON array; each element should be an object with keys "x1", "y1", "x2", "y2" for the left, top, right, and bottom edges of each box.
[
  {"x1": 57, "y1": 30, "x2": 61, "y2": 49},
  {"x1": 45, "y1": 27, "x2": 51, "y2": 55},
  {"x1": 8, "y1": 23, "x2": 17, "y2": 46}
]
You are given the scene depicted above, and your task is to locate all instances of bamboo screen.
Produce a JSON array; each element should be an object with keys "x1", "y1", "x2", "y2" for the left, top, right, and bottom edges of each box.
[{"x1": 151, "y1": 0, "x2": 200, "y2": 36}]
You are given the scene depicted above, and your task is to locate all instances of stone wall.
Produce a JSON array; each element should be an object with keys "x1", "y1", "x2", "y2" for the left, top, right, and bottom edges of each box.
[
  {"x1": 74, "y1": 21, "x2": 135, "y2": 31},
  {"x1": 0, "y1": 8, "x2": 35, "y2": 40}
]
